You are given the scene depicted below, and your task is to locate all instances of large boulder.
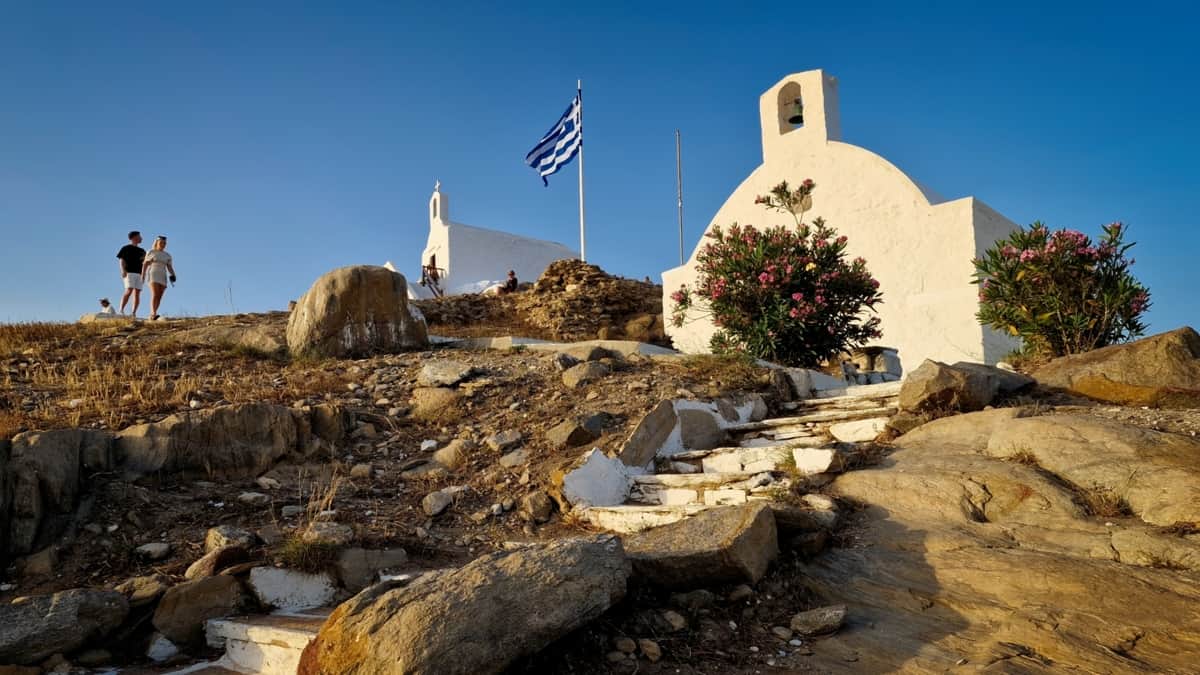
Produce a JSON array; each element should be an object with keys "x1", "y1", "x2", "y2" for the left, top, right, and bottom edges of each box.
[
  {"x1": 151, "y1": 575, "x2": 254, "y2": 646},
  {"x1": 286, "y1": 265, "x2": 428, "y2": 358},
  {"x1": 298, "y1": 535, "x2": 630, "y2": 675},
  {"x1": 0, "y1": 589, "x2": 128, "y2": 665},
  {"x1": 622, "y1": 502, "x2": 778, "y2": 589},
  {"x1": 173, "y1": 323, "x2": 285, "y2": 355},
  {"x1": 6, "y1": 429, "x2": 114, "y2": 556},
  {"x1": 1033, "y1": 327, "x2": 1200, "y2": 407},
  {"x1": 116, "y1": 403, "x2": 343, "y2": 479},
  {"x1": 618, "y1": 400, "x2": 678, "y2": 468},
  {"x1": 898, "y1": 360, "x2": 995, "y2": 414},
  {"x1": 985, "y1": 414, "x2": 1200, "y2": 526}
]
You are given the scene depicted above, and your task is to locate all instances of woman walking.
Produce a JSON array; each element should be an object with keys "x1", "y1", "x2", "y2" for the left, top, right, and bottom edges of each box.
[{"x1": 141, "y1": 236, "x2": 177, "y2": 320}]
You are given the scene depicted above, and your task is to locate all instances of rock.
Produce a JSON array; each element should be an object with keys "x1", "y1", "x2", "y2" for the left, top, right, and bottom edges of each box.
[
  {"x1": 248, "y1": 567, "x2": 337, "y2": 611},
  {"x1": 618, "y1": 400, "x2": 678, "y2": 467},
  {"x1": 281, "y1": 505, "x2": 305, "y2": 519},
  {"x1": 486, "y1": 430, "x2": 522, "y2": 452},
  {"x1": 521, "y1": 491, "x2": 555, "y2": 523},
  {"x1": 623, "y1": 502, "x2": 778, "y2": 589},
  {"x1": 238, "y1": 491, "x2": 270, "y2": 506},
  {"x1": 298, "y1": 535, "x2": 631, "y2": 675},
  {"x1": 562, "y1": 361, "x2": 610, "y2": 389},
  {"x1": 349, "y1": 463, "x2": 373, "y2": 479},
  {"x1": 136, "y1": 542, "x2": 172, "y2": 560},
  {"x1": 546, "y1": 420, "x2": 599, "y2": 448},
  {"x1": 117, "y1": 402, "x2": 343, "y2": 479},
  {"x1": 114, "y1": 573, "x2": 173, "y2": 607},
  {"x1": 334, "y1": 548, "x2": 409, "y2": 592},
  {"x1": 581, "y1": 412, "x2": 616, "y2": 436},
  {"x1": 420, "y1": 439, "x2": 439, "y2": 452},
  {"x1": 152, "y1": 576, "x2": 252, "y2": 646},
  {"x1": 791, "y1": 447, "x2": 844, "y2": 474},
  {"x1": 423, "y1": 490, "x2": 454, "y2": 516},
  {"x1": 302, "y1": 522, "x2": 354, "y2": 546},
  {"x1": 554, "y1": 449, "x2": 631, "y2": 508},
  {"x1": 638, "y1": 638, "x2": 662, "y2": 662},
  {"x1": 985, "y1": 414, "x2": 1200, "y2": 525},
  {"x1": 1032, "y1": 327, "x2": 1200, "y2": 407},
  {"x1": 605, "y1": 650, "x2": 628, "y2": 663},
  {"x1": 614, "y1": 636, "x2": 638, "y2": 653},
  {"x1": 727, "y1": 584, "x2": 754, "y2": 602},
  {"x1": 790, "y1": 604, "x2": 846, "y2": 636},
  {"x1": 145, "y1": 633, "x2": 179, "y2": 662},
  {"x1": 552, "y1": 352, "x2": 580, "y2": 371},
  {"x1": 256, "y1": 476, "x2": 281, "y2": 490},
  {"x1": 670, "y1": 589, "x2": 717, "y2": 612},
  {"x1": 206, "y1": 525, "x2": 256, "y2": 553},
  {"x1": 286, "y1": 265, "x2": 429, "y2": 358},
  {"x1": 6, "y1": 429, "x2": 114, "y2": 555},
  {"x1": 771, "y1": 626, "x2": 794, "y2": 640},
  {"x1": 898, "y1": 360, "x2": 995, "y2": 414},
  {"x1": 0, "y1": 589, "x2": 128, "y2": 665},
  {"x1": 624, "y1": 314, "x2": 666, "y2": 344},
  {"x1": 829, "y1": 417, "x2": 889, "y2": 443},
  {"x1": 185, "y1": 545, "x2": 249, "y2": 581},
  {"x1": 418, "y1": 360, "x2": 475, "y2": 387},
  {"x1": 174, "y1": 324, "x2": 285, "y2": 356},
  {"x1": 432, "y1": 439, "x2": 470, "y2": 470},
  {"x1": 660, "y1": 609, "x2": 688, "y2": 632},
  {"x1": 677, "y1": 408, "x2": 727, "y2": 450},
  {"x1": 498, "y1": 448, "x2": 530, "y2": 469},
  {"x1": 949, "y1": 361, "x2": 1035, "y2": 395},
  {"x1": 410, "y1": 387, "x2": 463, "y2": 421},
  {"x1": 561, "y1": 344, "x2": 613, "y2": 362},
  {"x1": 771, "y1": 504, "x2": 839, "y2": 534},
  {"x1": 15, "y1": 546, "x2": 58, "y2": 579}
]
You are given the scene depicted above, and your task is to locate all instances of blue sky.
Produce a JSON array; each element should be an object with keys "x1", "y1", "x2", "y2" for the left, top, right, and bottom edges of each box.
[{"x1": 1, "y1": 1, "x2": 1196, "y2": 333}]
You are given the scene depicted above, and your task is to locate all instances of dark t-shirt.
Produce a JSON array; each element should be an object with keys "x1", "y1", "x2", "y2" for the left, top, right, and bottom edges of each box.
[{"x1": 117, "y1": 244, "x2": 145, "y2": 275}]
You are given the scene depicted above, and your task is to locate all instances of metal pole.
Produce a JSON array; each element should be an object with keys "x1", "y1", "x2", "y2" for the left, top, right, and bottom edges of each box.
[
  {"x1": 676, "y1": 129, "x2": 684, "y2": 265},
  {"x1": 577, "y1": 80, "x2": 587, "y2": 262}
]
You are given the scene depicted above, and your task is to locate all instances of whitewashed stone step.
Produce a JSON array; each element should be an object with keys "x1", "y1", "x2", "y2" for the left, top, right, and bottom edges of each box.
[
  {"x1": 784, "y1": 395, "x2": 898, "y2": 411},
  {"x1": 582, "y1": 504, "x2": 712, "y2": 533},
  {"x1": 828, "y1": 417, "x2": 890, "y2": 442},
  {"x1": 631, "y1": 472, "x2": 756, "y2": 488},
  {"x1": 728, "y1": 406, "x2": 896, "y2": 431},
  {"x1": 739, "y1": 435, "x2": 828, "y2": 449},
  {"x1": 811, "y1": 380, "x2": 903, "y2": 400},
  {"x1": 202, "y1": 609, "x2": 331, "y2": 675}
]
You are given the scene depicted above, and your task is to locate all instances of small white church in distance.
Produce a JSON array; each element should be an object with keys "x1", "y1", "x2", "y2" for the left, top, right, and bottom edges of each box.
[
  {"x1": 664, "y1": 69, "x2": 1020, "y2": 370},
  {"x1": 403, "y1": 182, "x2": 577, "y2": 299}
]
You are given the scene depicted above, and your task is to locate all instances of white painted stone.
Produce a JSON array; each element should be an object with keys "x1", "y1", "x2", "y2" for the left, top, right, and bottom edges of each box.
[
  {"x1": 802, "y1": 494, "x2": 837, "y2": 510},
  {"x1": 663, "y1": 69, "x2": 1020, "y2": 371},
  {"x1": 414, "y1": 183, "x2": 578, "y2": 298},
  {"x1": 581, "y1": 504, "x2": 711, "y2": 533},
  {"x1": 703, "y1": 489, "x2": 749, "y2": 506},
  {"x1": 670, "y1": 461, "x2": 701, "y2": 474},
  {"x1": 828, "y1": 417, "x2": 890, "y2": 443},
  {"x1": 248, "y1": 567, "x2": 337, "y2": 612},
  {"x1": 791, "y1": 447, "x2": 843, "y2": 475},
  {"x1": 206, "y1": 609, "x2": 329, "y2": 675},
  {"x1": 702, "y1": 453, "x2": 744, "y2": 474},
  {"x1": 561, "y1": 450, "x2": 631, "y2": 508},
  {"x1": 147, "y1": 633, "x2": 179, "y2": 662},
  {"x1": 743, "y1": 458, "x2": 782, "y2": 473},
  {"x1": 658, "y1": 488, "x2": 700, "y2": 506}
]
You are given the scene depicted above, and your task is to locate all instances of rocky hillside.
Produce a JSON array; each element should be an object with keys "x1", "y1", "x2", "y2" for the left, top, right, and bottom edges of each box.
[{"x1": 3, "y1": 288, "x2": 1200, "y2": 674}]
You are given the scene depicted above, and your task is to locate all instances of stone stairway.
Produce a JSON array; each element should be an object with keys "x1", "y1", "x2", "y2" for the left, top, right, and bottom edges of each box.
[
  {"x1": 168, "y1": 609, "x2": 329, "y2": 675},
  {"x1": 583, "y1": 381, "x2": 899, "y2": 534}
]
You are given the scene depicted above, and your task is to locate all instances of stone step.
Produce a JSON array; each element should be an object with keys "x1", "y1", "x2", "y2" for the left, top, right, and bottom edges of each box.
[
  {"x1": 784, "y1": 394, "x2": 899, "y2": 411},
  {"x1": 582, "y1": 504, "x2": 713, "y2": 533},
  {"x1": 738, "y1": 435, "x2": 829, "y2": 449},
  {"x1": 728, "y1": 406, "x2": 897, "y2": 431},
  {"x1": 810, "y1": 380, "x2": 903, "y2": 400},
  {"x1": 198, "y1": 609, "x2": 331, "y2": 675},
  {"x1": 631, "y1": 472, "x2": 757, "y2": 488},
  {"x1": 629, "y1": 471, "x2": 769, "y2": 506}
]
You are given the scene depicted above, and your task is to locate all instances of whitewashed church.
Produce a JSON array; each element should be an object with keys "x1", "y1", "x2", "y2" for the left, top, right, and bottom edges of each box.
[{"x1": 664, "y1": 69, "x2": 1020, "y2": 370}]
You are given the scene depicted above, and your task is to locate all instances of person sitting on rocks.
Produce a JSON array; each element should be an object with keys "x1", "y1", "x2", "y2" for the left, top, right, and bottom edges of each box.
[
  {"x1": 500, "y1": 270, "x2": 519, "y2": 294},
  {"x1": 98, "y1": 298, "x2": 115, "y2": 314}
]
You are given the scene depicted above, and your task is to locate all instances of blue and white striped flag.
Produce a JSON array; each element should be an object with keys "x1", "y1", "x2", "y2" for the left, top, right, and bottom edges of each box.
[{"x1": 525, "y1": 94, "x2": 582, "y2": 186}]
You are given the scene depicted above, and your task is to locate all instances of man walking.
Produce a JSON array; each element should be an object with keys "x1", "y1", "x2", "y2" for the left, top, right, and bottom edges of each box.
[{"x1": 117, "y1": 230, "x2": 146, "y2": 316}]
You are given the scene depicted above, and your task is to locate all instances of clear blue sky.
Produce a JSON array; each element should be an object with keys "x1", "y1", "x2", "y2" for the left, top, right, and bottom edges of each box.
[{"x1": 1, "y1": 1, "x2": 1196, "y2": 333}]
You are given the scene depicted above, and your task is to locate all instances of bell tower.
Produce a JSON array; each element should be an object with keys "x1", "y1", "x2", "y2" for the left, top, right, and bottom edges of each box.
[
  {"x1": 759, "y1": 70, "x2": 841, "y2": 163},
  {"x1": 429, "y1": 180, "x2": 449, "y2": 224}
]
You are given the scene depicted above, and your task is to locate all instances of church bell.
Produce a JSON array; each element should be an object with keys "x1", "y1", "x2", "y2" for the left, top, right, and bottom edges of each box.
[{"x1": 787, "y1": 97, "x2": 804, "y2": 126}]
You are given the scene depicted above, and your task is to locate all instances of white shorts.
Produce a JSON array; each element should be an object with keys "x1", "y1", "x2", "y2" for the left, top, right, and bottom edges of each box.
[{"x1": 123, "y1": 273, "x2": 144, "y2": 290}]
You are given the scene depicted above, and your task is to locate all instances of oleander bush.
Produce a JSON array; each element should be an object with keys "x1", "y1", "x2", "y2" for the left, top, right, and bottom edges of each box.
[
  {"x1": 670, "y1": 180, "x2": 882, "y2": 366},
  {"x1": 973, "y1": 221, "x2": 1150, "y2": 357}
]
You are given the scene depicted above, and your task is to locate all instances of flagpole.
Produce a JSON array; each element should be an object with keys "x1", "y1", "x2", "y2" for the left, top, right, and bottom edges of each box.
[
  {"x1": 577, "y1": 79, "x2": 587, "y2": 263},
  {"x1": 676, "y1": 129, "x2": 684, "y2": 265}
]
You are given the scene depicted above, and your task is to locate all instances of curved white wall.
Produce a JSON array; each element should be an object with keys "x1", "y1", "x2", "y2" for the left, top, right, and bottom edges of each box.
[{"x1": 663, "y1": 70, "x2": 1019, "y2": 370}]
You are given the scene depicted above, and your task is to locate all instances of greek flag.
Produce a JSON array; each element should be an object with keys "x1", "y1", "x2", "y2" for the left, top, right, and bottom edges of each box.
[{"x1": 525, "y1": 94, "x2": 582, "y2": 186}]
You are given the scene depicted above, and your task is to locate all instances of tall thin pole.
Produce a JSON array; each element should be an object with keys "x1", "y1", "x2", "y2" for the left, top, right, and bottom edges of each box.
[
  {"x1": 577, "y1": 79, "x2": 587, "y2": 262},
  {"x1": 675, "y1": 129, "x2": 684, "y2": 265}
]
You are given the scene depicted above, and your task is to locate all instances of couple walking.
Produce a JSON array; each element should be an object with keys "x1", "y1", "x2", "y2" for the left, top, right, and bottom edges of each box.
[{"x1": 116, "y1": 231, "x2": 177, "y2": 320}]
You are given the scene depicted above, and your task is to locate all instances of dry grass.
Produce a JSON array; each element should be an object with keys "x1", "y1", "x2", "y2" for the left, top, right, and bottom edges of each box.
[
  {"x1": 276, "y1": 474, "x2": 347, "y2": 573},
  {"x1": 1, "y1": 319, "x2": 346, "y2": 438},
  {"x1": 1007, "y1": 449, "x2": 1042, "y2": 466},
  {"x1": 672, "y1": 353, "x2": 768, "y2": 391},
  {"x1": 1157, "y1": 521, "x2": 1200, "y2": 537},
  {"x1": 1079, "y1": 486, "x2": 1133, "y2": 518}
]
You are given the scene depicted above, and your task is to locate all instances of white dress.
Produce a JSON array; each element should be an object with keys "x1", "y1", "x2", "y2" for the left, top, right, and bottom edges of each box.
[{"x1": 144, "y1": 250, "x2": 172, "y2": 286}]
